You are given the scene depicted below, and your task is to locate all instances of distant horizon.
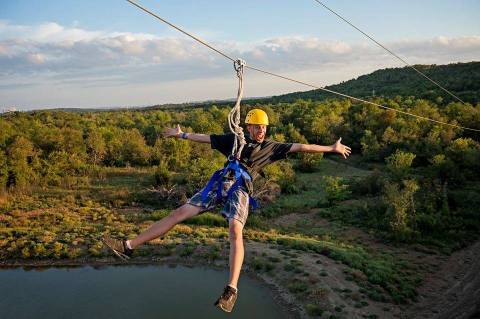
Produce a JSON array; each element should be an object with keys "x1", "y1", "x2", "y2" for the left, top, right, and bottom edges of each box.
[
  {"x1": 2, "y1": 60, "x2": 478, "y2": 113},
  {"x1": 0, "y1": 92, "x2": 274, "y2": 112},
  {"x1": 1, "y1": 0, "x2": 479, "y2": 110}
]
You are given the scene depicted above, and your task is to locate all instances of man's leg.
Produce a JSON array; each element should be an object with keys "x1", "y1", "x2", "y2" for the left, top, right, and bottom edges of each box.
[
  {"x1": 228, "y1": 218, "x2": 244, "y2": 288},
  {"x1": 129, "y1": 203, "x2": 203, "y2": 248},
  {"x1": 215, "y1": 218, "x2": 244, "y2": 312},
  {"x1": 103, "y1": 203, "x2": 203, "y2": 258}
]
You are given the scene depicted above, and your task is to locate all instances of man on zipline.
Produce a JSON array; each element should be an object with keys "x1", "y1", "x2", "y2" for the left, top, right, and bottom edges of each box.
[{"x1": 103, "y1": 108, "x2": 351, "y2": 313}]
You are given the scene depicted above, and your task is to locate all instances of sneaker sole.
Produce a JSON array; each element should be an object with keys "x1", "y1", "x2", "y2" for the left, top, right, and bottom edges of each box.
[
  {"x1": 215, "y1": 303, "x2": 233, "y2": 313},
  {"x1": 101, "y1": 238, "x2": 131, "y2": 261}
]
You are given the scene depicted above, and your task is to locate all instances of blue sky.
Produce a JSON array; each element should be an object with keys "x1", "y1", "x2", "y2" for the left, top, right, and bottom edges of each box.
[{"x1": 1, "y1": 0, "x2": 479, "y2": 110}]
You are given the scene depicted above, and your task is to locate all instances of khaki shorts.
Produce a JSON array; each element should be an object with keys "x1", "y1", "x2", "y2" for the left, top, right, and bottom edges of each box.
[{"x1": 187, "y1": 179, "x2": 250, "y2": 225}]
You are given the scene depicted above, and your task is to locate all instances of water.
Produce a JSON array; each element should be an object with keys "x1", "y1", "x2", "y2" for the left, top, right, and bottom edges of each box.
[{"x1": 0, "y1": 265, "x2": 290, "y2": 319}]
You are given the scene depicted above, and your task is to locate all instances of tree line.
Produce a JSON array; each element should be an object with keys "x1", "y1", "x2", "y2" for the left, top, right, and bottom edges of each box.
[
  {"x1": 1, "y1": 96, "x2": 479, "y2": 244},
  {"x1": 267, "y1": 62, "x2": 480, "y2": 105}
]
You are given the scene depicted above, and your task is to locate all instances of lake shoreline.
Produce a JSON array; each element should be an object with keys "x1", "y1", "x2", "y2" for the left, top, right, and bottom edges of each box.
[{"x1": 0, "y1": 256, "x2": 303, "y2": 319}]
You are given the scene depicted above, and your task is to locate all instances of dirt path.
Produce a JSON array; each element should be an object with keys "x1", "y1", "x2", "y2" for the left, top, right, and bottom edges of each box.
[
  {"x1": 245, "y1": 241, "x2": 403, "y2": 319},
  {"x1": 404, "y1": 240, "x2": 480, "y2": 319},
  {"x1": 273, "y1": 211, "x2": 480, "y2": 319}
]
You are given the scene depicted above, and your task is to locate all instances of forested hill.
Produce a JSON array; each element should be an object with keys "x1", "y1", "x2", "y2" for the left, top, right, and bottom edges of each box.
[{"x1": 267, "y1": 61, "x2": 480, "y2": 105}]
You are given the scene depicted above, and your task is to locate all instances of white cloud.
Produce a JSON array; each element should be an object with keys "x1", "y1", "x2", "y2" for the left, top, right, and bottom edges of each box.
[
  {"x1": 26, "y1": 53, "x2": 46, "y2": 64},
  {"x1": 2, "y1": 21, "x2": 478, "y2": 75},
  {"x1": 389, "y1": 35, "x2": 480, "y2": 60},
  {"x1": 0, "y1": 21, "x2": 479, "y2": 109},
  {"x1": 0, "y1": 21, "x2": 103, "y2": 43}
]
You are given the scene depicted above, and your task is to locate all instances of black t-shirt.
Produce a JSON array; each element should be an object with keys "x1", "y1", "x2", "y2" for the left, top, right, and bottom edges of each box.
[{"x1": 210, "y1": 133, "x2": 293, "y2": 181}]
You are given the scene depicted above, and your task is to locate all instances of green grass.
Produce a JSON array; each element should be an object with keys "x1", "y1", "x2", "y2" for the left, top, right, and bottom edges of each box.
[
  {"x1": 259, "y1": 159, "x2": 370, "y2": 219},
  {"x1": 1, "y1": 163, "x2": 419, "y2": 304},
  {"x1": 184, "y1": 212, "x2": 228, "y2": 227}
]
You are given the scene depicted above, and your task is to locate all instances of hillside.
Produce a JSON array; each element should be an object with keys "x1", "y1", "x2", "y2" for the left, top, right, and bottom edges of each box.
[{"x1": 267, "y1": 61, "x2": 480, "y2": 105}]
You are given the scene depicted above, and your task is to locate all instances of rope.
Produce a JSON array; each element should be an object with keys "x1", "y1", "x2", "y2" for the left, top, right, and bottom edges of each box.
[
  {"x1": 229, "y1": 59, "x2": 247, "y2": 159},
  {"x1": 125, "y1": 0, "x2": 480, "y2": 133},
  {"x1": 311, "y1": 0, "x2": 467, "y2": 105}
]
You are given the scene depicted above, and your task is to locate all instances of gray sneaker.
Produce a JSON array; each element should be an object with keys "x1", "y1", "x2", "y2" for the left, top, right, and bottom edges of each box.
[
  {"x1": 101, "y1": 235, "x2": 133, "y2": 261},
  {"x1": 214, "y1": 285, "x2": 238, "y2": 313}
]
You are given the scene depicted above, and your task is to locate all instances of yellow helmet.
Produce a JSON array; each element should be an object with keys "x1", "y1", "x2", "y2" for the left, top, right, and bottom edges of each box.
[{"x1": 245, "y1": 109, "x2": 269, "y2": 125}]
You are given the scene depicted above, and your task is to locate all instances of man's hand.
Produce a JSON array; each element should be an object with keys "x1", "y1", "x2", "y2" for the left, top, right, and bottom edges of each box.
[
  {"x1": 161, "y1": 125, "x2": 210, "y2": 143},
  {"x1": 332, "y1": 137, "x2": 351, "y2": 159},
  {"x1": 163, "y1": 124, "x2": 182, "y2": 138}
]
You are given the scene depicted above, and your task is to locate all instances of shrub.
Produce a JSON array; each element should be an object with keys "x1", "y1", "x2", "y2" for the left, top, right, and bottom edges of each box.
[
  {"x1": 361, "y1": 130, "x2": 382, "y2": 161},
  {"x1": 21, "y1": 247, "x2": 31, "y2": 258},
  {"x1": 154, "y1": 161, "x2": 172, "y2": 187},
  {"x1": 34, "y1": 243, "x2": 47, "y2": 258},
  {"x1": 251, "y1": 257, "x2": 264, "y2": 271},
  {"x1": 52, "y1": 241, "x2": 65, "y2": 259},
  {"x1": 180, "y1": 244, "x2": 195, "y2": 257},
  {"x1": 351, "y1": 170, "x2": 383, "y2": 196},
  {"x1": 386, "y1": 150, "x2": 416, "y2": 180},
  {"x1": 67, "y1": 247, "x2": 82, "y2": 259},
  {"x1": 297, "y1": 153, "x2": 323, "y2": 172},
  {"x1": 305, "y1": 304, "x2": 324, "y2": 316},
  {"x1": 288, "y1": 281, "x2": 308, "y2": 293},
  {"x1": 261, "y1": 161, "x2": 298, "y2": 195},
  {"x1": 323, "y1": 176, "x2": 351, "y2": 204},
  {"x1": 384, "y1": 180, "x2": 419, "y2": 241}
]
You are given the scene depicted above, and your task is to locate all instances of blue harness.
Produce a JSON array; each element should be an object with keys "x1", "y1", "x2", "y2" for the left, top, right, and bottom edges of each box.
[{"x1": 200, "y1": 158, "x2": 258, "y2": 210}]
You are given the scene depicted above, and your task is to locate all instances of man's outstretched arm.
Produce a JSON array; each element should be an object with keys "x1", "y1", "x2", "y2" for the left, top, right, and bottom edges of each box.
[
  {"x1": 289, "y1": 137, "x2": 352, "y2": 159},
  {"x1": 163, "y1": 124, "x2": 211, "y2": 143}
]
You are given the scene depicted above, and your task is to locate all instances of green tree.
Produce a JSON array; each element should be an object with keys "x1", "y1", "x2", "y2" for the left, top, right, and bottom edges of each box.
[
  {"x1": 386, "y1": 149, "x2": 416, "y2": 180},
  {"x1": 360, "y1": 129, "x2": 382, "y2": 161},
  {"x1": 0, "y1": 118, "x2": 13, "y2": 147},
  {"x1": 0, "y1": 150, "x2": 7, "y2": 190},
  {"x1": 183, "y1": 157, "x2": 223, "y2": 193},
  {"x1": 309, "y1": 104, "x2": 344, "y2": 144},
  {"x1": 6, "y1": 136, "x2": 37, "y2": 189},
  {"x1": 142, "y1": 125, "x2": 161, "y2": 146},
  {"x1": 384, "y1": 179, "x2": 419, "y2": 241},
  {"x1": 283, "y1": 123, "x2": 308, "y2": 143},
  {"x1": 86, "y1": 130, "x2": 106, "y2": 165},
  {"x1": 61, "y1": 127, "x2": 86, "y2": 158},
  {"x1": 152, "y1": 137, "x2": 191, "y2": 170},
  {"x1": 323, "y1": 176, "x2": 351, "y2": 205},
  {"x1": 444, "y1": 102, "x2": 480, "y2": 130},
  {"x1": 297, "y1": 152, "x2": 323, "y2": 173},
  {"x1": 121, "y1": 129, "x2": 151, "y2": 166},
  {"x1": 116, "y1": 112, "x2": 136, "y2": 129},
  {"x1": 32, "y1": 126, "x2": 63, "y2": 155},
  {"x1": 103, "y1": 127, "x2": 124, "y2": 166},
  {"x1": 43, "y1": 151, "x2": 87, "y2": 186},
  {"x1": 185, "y1": 109, "x2": 223, "y2": 134},
  {"x1": 154, "y1": 160, "x2": 173, "y2": 187},
  {"x1": 446, "y1": 138, "x2": 480, "y2": 175},
  {"x1": 428, "y1": 154, "x2": 456, "y2": 184}
]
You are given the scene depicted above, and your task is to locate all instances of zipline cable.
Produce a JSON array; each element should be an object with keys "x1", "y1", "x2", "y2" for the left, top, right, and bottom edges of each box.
[
  {"x1": 126, "y1": 0, "x2": 236, "y2": 63},
  {"x1": 125, "y1": 0, "x2": 480, "y2": 133},
  {"x1": 245, "y1": 65, "x2": 480, "y2": 132},
  {"x1": 311, "y1": 0, "x2": 468, "y2": 105}
]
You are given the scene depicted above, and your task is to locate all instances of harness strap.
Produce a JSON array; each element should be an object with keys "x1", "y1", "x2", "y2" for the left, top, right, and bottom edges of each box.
[
  {"x1": 201, "y1": 169, "x2": 223, "y2": 203},
  {"x1": 200, "y1": 160, "x2": 258, "y2": 211}
]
